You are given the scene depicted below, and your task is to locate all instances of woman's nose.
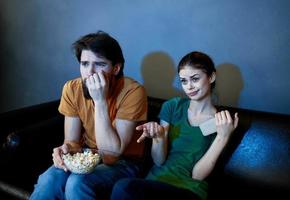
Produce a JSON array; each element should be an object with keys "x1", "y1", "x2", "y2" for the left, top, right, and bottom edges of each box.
[{"x1": 187, "y1": 82, "x2": 194, "y2": 90}]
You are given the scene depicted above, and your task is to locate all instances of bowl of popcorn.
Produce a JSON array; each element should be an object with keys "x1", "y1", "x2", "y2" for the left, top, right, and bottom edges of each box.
[{"x1": 62, "y1": 148, "x2": 101, "y2": 174}]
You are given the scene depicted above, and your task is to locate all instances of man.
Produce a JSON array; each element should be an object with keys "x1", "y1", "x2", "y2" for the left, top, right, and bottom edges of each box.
[{"x1": 29, "y1": 31, "x2": 147, "y2": 200}]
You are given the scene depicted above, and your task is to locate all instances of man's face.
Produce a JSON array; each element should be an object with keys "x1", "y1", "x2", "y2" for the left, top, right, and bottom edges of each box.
[
  {"x1": 80, "y1": 49, "x2": 118, "y2": 99},
  {"x1": 80, "y1": 49, "x2": 115, "y2": 79}
]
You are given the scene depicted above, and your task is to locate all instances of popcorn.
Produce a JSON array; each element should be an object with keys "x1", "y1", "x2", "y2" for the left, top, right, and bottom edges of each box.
[{"x1": 62, "y1": 149, "x2": 100, "y2": 174}]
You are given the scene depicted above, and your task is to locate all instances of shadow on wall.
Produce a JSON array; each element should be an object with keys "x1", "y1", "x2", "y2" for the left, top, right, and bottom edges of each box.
[
  {"x1": 215, "y1": 63, "x2": 244, "y2": 107},
  {"x1": 141, "y1": 51, "x2": 183, "y2": 99}
]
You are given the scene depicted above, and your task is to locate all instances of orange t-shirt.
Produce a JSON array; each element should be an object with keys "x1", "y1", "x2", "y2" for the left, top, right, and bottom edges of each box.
[{"x1": 58, "y1": 77, "x2": 147, "y2": 150}]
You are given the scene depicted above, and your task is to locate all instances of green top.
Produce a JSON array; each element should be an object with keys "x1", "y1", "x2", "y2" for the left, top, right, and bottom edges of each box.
[{"x1": 146, "y1": 97, "x2": 216, "y2": 200}]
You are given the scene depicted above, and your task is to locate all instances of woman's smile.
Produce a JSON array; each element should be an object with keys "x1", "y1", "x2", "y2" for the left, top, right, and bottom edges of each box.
[{"x1": 187, "y1": 90, "x2": 199, "y2": 97}]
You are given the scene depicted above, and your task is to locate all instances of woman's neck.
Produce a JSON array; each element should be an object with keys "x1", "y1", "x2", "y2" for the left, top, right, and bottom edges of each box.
[{"x1": 188, "y1": 96, "x2": 216, "y2": 117}]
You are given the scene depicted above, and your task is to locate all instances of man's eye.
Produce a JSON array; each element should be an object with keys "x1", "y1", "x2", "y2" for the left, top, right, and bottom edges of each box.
[
  {"x1": 81, "y1": 62, "x2": 89, "y2": 67},
  {"x1": 95, "y1": 63, "x2": 107, "y2": 68}
]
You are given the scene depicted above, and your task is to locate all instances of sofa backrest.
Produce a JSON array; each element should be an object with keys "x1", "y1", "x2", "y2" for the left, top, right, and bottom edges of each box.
[{"x1": 147, "y1": 97, "x2": 290, "y2": 198}]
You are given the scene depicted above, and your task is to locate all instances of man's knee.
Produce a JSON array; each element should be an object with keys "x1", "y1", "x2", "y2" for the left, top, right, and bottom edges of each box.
[{"x1": 30, "y1": 167, "x2": 67, "y2": 199}]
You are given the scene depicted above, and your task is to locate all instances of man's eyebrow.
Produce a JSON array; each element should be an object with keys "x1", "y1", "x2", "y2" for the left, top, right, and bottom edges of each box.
[{"x1": 94, "y1": 61, "x2": 107, "y2": 65}]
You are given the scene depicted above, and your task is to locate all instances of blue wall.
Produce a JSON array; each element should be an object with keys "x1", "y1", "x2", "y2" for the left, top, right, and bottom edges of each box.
[{"x1": 1, "y1": 0, "x2": 290, "y2": 114}]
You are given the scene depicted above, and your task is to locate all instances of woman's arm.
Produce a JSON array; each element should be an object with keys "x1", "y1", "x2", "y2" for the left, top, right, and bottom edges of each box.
[
  {"x1": 192, "y1": 111, "x2": 238, "y2": 180},
  {"x1": 136, "y1": 120, "x2": 170, "y2": 166}
]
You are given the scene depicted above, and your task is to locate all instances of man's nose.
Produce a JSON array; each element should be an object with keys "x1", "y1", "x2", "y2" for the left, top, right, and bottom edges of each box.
[{"x1": 87, "y1": 65, "x2": 98, "y2": 75}]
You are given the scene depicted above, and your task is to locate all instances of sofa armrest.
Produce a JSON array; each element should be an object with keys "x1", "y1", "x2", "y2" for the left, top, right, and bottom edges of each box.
[
  {"x1": 0, "y1": 115, "x2": 64, "y2": 195},
  {"x1": 0, "y1": 100, "x2": 60, "y2": 144}
]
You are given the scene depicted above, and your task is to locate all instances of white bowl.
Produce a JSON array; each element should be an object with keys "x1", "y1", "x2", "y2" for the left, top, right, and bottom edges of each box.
[{"x1": 62, "y1": 148, "x2": 101, "y2": 174}]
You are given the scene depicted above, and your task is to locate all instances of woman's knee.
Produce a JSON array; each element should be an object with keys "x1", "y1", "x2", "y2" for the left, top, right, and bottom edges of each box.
[
  {"x1": 111, "y1": 178, "x2": 142, "y2": 200},
  {"x1": 114, "y1": 178, "x2": 134, "y2": 190}
]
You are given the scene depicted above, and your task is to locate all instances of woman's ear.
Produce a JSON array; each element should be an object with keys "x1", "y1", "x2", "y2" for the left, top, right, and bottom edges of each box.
[
  {"x1": 210, "y1": 72, "x2": 216, "y2": 83},
  {"x1": 113, "y1": 64, "x2": 121, "y2": 75}
]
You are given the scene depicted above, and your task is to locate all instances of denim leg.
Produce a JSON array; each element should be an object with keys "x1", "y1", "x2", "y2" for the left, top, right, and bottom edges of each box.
[
  {"x1": 65, "y1": 159, "x2": 140, "y2": 200},
  {"x1": 29, "y1": 166, "x2": 70, "y2": 200},
  {"x1": 110, "y1": 178, "x2": 201, "y2": 200}
]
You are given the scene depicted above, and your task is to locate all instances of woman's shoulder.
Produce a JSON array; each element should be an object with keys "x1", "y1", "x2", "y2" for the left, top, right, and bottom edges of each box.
[
  {"x1": 161, "y1": 97, "x2": 189, "y2": 115},
  {"x1": 163, "y1": 97, "x2": 189, "y2": 108},
  {"x1": 159, "y1": 97, "x2": 189, "y2": 123}
]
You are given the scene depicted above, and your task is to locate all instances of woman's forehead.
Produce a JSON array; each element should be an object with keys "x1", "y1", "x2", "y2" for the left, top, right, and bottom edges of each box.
[{"x1": 179, "y1": 66, "x2": 204, "y2": 77}]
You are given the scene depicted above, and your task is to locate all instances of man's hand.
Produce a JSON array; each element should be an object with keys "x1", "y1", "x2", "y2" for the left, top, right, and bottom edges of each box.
[
  {"x1": 86, "y1": 71, "x2": 109, "y2": 102},
  {"x1": 136, "y1": 122, "x2": 165, "y2": 143},
  {"x1": 52, "y1": 143, "x2": 82, "y2": 171}
]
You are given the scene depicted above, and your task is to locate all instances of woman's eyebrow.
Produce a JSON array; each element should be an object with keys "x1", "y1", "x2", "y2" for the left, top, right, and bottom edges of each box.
[
  {"x1": 180, "y1": 74, "x2": 199, "y2": 79},
  {"x1": 190, "y1": 74, "x2": 199, "y2": 78}
]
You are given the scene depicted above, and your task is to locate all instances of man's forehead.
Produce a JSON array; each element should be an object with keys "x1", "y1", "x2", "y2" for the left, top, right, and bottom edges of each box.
[{"x1": 81, "y1": 50, "x2": 109, "y2": 62}]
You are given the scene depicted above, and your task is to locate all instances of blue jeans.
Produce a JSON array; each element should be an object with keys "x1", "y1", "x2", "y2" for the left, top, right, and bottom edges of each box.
[
  {"x1": 29, "y1": 159, "x2": 140, "y2": 200},
  {"x1": 110, "y1": 178, "x2": 201, "y2": 200}
]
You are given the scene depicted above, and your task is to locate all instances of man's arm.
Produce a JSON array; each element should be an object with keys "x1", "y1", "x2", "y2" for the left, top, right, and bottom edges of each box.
[
  {"x1": 64, "y1": 116, "x2": 82, "y2": 146},
  {"x1": 86, "y1": 72, "x2": 146, "y2": 163},
  {"x1": 52, "y1": 116, "x2": 82, "y2": 171},
  {"x1": 93, "y1": 100, "x2": 137, "y2": 156}
]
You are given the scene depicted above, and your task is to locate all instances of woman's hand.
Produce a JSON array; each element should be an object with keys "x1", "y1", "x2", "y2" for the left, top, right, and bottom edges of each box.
[
  {"x1": 215, "y1": 110, "x2": 239, "y2": 139},
  {"x1": 136, "y1": 122, "x2": 165, "y2": 143},
  {"x1": 52, "y1": 143, "x2": 82, "y2": 171}
]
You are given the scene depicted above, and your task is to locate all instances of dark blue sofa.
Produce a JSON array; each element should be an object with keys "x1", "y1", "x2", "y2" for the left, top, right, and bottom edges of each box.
[{"x1": 0, "y1": 97, "x2": 289, "y2": 199}]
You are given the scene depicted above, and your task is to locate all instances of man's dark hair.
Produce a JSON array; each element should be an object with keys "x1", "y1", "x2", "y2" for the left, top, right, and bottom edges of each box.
[{"x1": 72, "y1": 31, "x2": 125, "y2": 78}]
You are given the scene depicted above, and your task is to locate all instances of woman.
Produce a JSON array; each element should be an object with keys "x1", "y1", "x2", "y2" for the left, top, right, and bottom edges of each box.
[{"x1": 110, "y1": 51, "x2": 239, "y2": 200}]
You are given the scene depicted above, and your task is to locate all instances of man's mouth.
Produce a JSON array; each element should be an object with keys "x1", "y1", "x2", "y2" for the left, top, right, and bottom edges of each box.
[{"x1": 82, "y1": 80, "x2": 92, "y2": 100}]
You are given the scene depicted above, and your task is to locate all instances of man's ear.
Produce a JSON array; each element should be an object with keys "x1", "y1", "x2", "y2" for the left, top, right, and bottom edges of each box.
[
  {"x1": 210, "y1": 72, "x2": 216, "y2": 83},
  {"x1": 113, "y1": 64, "x2": 121, "y2": 75}
]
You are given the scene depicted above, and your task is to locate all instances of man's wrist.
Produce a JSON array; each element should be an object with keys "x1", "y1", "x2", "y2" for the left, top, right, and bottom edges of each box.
[
  {"x1": 93, "y1": 99, "x2": 108, "y2": 107},
  {"x1": 64, "y1": 140, "x2": 81, "y2": 149}
]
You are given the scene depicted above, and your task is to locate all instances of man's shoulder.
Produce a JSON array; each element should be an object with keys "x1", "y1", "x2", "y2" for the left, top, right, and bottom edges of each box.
[
  {"x1": 114, "y1": 76, "x2": 146, "y2": 105},
  {"x1": 121, "y1": 77, "x2": 145, "y2": 95},
  {"x1": 123, "y1": 76, "x2": 143, "y2": 88},
  {"x1": 61, "y1": 77, "x2": 83, "y2": 98},
  {"x1": 65, "y1": 77, "x2": 82, "y2": 88}
]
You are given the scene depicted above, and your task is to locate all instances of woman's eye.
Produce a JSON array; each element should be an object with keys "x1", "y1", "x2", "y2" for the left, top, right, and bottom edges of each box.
[
  {"x1": 191, "y1": 77, "x2": 199, "y2": 82},
  {"x1": 180, "y1": 79, "x2": 188, "y2": 85}
]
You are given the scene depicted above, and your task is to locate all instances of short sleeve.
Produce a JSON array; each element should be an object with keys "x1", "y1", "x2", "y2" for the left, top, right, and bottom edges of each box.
[
  {"x1": 116, "y1": 85, "x2": 147, "y2": 121},
  {"x1": 58, "y1": 81, "x2": 78, "y2": 116},
  {"x1": 158, "y1": 98, "x2": 178, "y2": 124}
]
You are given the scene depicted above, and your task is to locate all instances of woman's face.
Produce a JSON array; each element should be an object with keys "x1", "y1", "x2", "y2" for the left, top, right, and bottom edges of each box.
[{"x1": 179, "y1": 65, "x2": 215, "y2": 101}]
